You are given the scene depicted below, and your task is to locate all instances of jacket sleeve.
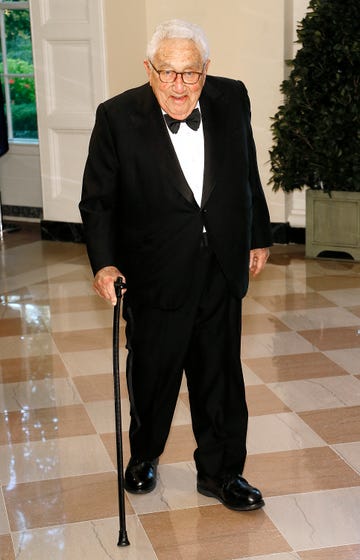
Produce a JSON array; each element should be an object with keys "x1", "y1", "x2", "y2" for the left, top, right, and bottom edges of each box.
[
  {"x1": 79, "y1": 103, "x2": 120, "y2": 275},
  {"x1": 241, "y1": 83, "x2": 273, "y2": 249}
]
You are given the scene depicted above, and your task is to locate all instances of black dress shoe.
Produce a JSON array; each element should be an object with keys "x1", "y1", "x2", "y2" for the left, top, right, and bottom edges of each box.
[
  {"x1": 197, "y1": 473, "x2": 265, "y2": 511},
  {"x1": 124, "y1": 457, "x2": 158, "y2": 494}
]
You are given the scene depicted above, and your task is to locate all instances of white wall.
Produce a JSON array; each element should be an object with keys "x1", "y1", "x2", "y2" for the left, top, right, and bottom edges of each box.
[
  {"x1": 0, "y1": 144, "x2": 42, "y2": 214},
  {"x1": 106, "y1": 0, "x2": 286, "y2": 222}
]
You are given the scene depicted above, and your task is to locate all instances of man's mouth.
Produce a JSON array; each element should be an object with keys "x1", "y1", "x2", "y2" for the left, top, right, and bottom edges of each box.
[{"x1": 171, "y1": 95, "x2": 187, "y2": 102}]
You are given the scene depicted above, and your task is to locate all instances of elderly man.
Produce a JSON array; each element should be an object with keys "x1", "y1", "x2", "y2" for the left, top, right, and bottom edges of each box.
[{"x1": 80, "y1": 19, "x2": 272, "y2": 511}]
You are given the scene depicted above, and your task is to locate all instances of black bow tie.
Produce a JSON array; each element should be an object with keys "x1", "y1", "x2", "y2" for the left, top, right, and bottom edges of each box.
[{"x1": 164, "y1": 108, "x2": 201, "y2": 134}]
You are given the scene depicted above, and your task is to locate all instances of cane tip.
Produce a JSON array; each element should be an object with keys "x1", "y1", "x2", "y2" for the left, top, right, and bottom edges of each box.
[{"x1": 117, "y1": 531, "x2": 130, "y2": 547}]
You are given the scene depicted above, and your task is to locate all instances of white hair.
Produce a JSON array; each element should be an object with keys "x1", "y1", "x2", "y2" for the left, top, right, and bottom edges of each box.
[{"x1": 146, "y1": 19, "x2": 210, "y2": 62}]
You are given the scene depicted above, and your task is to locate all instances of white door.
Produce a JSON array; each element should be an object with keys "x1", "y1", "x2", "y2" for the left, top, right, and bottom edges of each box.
[{"x1": 30, "y1": 0, "x2": 107, "y2": 223}]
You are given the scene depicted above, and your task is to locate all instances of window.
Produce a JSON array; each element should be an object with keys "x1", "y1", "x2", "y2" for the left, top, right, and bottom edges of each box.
[{"x1": 0, "y1": 0, "x2": 38, "y2": 142}]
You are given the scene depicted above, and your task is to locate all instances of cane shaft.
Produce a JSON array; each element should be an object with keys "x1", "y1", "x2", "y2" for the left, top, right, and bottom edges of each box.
[{"x1": 113, "y1": 278, "x2": 130, "y2": 546}]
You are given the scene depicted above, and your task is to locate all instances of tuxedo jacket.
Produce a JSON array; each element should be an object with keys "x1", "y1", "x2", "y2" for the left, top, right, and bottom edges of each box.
[{"x1": 79, "y1": 76, "x2": 272, "y2": 309}]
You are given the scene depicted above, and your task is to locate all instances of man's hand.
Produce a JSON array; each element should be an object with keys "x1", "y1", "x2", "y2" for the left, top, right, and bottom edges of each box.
[
  {"x1": 93, "y1": 266, "x2": 127, "y2": 306},
  {"x1": 249, "y1": 247, "x2": 270, "y2": 277}
]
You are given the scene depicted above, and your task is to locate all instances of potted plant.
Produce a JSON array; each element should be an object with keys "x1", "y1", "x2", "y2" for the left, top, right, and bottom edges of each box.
[{"x1": 269, "y1": 0, "x2": 360, "y2": 260}]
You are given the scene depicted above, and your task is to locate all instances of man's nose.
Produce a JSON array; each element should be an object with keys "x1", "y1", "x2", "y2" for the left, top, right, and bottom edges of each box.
[{"x1": 173, "y1": 73, "x2": 186, "y2": 90}]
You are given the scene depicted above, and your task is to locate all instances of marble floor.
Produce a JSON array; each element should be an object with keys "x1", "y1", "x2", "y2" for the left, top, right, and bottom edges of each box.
[{"x1": 0, "y1": 223, "x2": 360, "y2": 560}]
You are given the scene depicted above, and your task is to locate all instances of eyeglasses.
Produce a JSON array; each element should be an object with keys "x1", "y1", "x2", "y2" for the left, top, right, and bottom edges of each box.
[{"x1": 148, "y1": 60, "x2": 204, "y2": 84}]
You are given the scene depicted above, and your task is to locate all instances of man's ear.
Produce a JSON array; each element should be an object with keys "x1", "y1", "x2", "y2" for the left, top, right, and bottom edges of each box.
[
  {"x1": 204, "y1": 59, "x2": 211, "y2": 76},
  {"x1": 144, "y1": 60, "x2": 151, "y2": 79}
]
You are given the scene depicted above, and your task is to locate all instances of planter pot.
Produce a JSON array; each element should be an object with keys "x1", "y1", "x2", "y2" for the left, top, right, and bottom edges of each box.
[{"x1": 306, "y1": 189, "x2": 360, "y2": 261}]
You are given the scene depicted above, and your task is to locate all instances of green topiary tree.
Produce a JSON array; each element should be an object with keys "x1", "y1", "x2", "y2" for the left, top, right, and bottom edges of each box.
[{"x1": 269, "y1": 0, "x2": 360, "y2": 193}]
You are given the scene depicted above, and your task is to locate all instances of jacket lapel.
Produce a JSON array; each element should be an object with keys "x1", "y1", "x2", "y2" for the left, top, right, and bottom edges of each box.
[{"x1": 200, "y1": 81, "x2": 224, "y2": 208}]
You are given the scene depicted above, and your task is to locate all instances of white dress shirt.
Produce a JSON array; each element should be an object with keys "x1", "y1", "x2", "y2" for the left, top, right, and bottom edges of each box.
[{"x1": 163, "y1": 107, "x2": 205, "y2": 208}]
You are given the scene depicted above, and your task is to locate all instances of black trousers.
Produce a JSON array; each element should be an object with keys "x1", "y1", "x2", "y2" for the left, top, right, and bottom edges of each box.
[{"x1": 123, "y1": 242, "x2": 248, "y2": 477}]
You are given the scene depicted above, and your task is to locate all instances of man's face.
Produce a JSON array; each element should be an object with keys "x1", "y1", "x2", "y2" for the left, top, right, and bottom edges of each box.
[{"x1": 144, "y1": 38, "x2": 210, "y2": 120}]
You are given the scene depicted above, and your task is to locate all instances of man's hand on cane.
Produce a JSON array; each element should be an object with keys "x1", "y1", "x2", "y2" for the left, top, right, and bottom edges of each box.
[{"x1": 94, "y1": 266, "x2": 127, "y2": 306}]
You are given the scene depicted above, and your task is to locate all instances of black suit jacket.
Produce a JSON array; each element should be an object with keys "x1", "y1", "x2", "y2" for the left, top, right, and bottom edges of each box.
[{"x1": 80, "y1": 76, "x2": 272, "y2": 308}]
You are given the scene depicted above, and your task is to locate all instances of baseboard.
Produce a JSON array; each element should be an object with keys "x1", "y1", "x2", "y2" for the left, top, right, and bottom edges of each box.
[
  {"x1": 1, "y1": 205, "x2": 42, "y2": 221},
  {"x1": 271, "y1": 222, "x2": 305, "y2": 244},
  {"x1": 41, "y1": 220, "x2": 85, "y2": 243}
]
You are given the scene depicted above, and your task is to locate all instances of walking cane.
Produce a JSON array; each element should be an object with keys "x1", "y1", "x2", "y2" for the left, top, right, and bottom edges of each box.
[{"x1": 112, "y1": 276, "x2": 130, "y2": 546}]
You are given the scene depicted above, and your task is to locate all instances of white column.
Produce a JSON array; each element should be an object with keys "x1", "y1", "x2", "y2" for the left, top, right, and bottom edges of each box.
[{"x1": 284, "y1": 0, "x2": 310, "y2": 228}]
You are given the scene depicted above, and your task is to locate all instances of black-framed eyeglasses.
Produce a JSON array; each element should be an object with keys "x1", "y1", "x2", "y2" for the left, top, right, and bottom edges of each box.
[{"x1": 148, "y1": 60, "x2": 204, "y2": 84}]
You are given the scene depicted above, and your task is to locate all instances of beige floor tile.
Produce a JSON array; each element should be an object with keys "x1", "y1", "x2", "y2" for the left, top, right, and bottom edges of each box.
[
  {"x1": 49, "y1": 309, "x2": 113, "y2": 333},
  {"x1": 161, "y1": 424, "x2": 196, "y2": 464},
  {"x1": 244, "y1": 352, "x2": 348, "y2": 383},
  {"x1": 265, "y1": 487, "x2": 360, "y2": 551},
  {"x1": 242, "y1": 314, "x2": 291, "y2": 335},
  {"x1": 44, "y1": 267, "x2": 93, "y2": 284},
  {"x1": 0, "y1": 333, "x2": 58, "y2": 360},
  {"x1": 0, "y1": 534, "x2": 15, "y2": 560},
  {"x1": 125, "y1": 462, "x2": 209, "y2": 515},
  {"x1": 246, "y1": 385, "x2": 290, "y2": 415},
  {"x1": 73, "y1": 373, "x2": 128, "y2": 402},
  {"x1": 317, "y1": 288, "x2": 360, "y2": 307},
  {"x1": 172, "y1": 397, "x2": 192, "y2": 425},
  {"x1": 11, "y1": 517, "x2": 157, "y2": 560},
  {"x1": 299, "y1": 406, "x2": 360, "y2": 443},
  {"x1": 244, "y1": 447, "x2": 360, "y2": 497},
  {"x1": 31, "y1": 239, "x2": 85, "y2": 262},
  {"x1": 36, "y1": 295, "x2": 109, "y2": 314},
  {"x1": 269, "y1": 375, "x2": 360, "y2": 411},
  {"x1": 0, "y1": 377, "x2": 82, "y2": 413},
  {"x1": 299, "y1": 326, "x2": 360, "y2": 351},
  {"x1": 0, "y1": 434, "x2": 114, "y2": 484},
  {"x1": 0, "y1": 404, "x2": 95, "y2": 445},
  {"x1": 247, "y1": 278, "x2": 308, "y2": 298},
  {"x1": 85, "y1": 399, "x2": 130, "y2": 433},
  {"x1": 4, "y1": 472, "x2": 134, "y2": 531},
  {"x1": 52, "y1": 327, "x2": 116, "y2": 352},
  {"x1": 333, "y1": 442, "x2": 360, "y2": 474},
  {"x1": 250, "y1": 265, "x2": 287, "y2": 280},
  {"x1": 306, "y1": 276, "x2": 360, "y2": 291},
  {"x1": 61, "y1": 348, "x2": 120, "y2": 377},
  {"x1": 0, "y1": 491, "x2": 10, "y2": 534},
  {"x1": 243, "y1": 363, "x2": 263, "y2": 385},
  {"x1": 242, "y1": 332, "x2": 315, "y2": 359},
  {"x1": 0, "y1": 354, "x2": 68, "y2": 383},
  {"x1": 101, "y1": 432, "x2": 131, "y2": 467},
  {"x1": 242, "y1": 297, "x2": 271, "y2": 315},
  {"x1": 239, "y1": 554, "x2": 299, "y2": 560},
  {"x1": 298, "y1": 544, "x2": 360, "y2": 560},
  {"x1": 252, "y1": 292, "x2": 336, "y2": 312},
  {"x1": 247, "y1": 413, "x2": 325, "y2": 454},
  {"x1": 275, "y1": 306, "x2": 360, "y2": 330},
  {"x1": 347, "y1": 305, "x2": 360, "y2": 318},
  {"x1": 178, "y1": 391, "x2": 190, "y2": 409},
  {"x1": 139, "y1": 506, "x2": 291, "y2": 560},
  {"x1": 37, "y1": 280, "x2": 95, "y2": 300},
  {"x1": 324, "y1": 348, "x2": 360, "y2": 375},
  {"x1": 1, "y1": 267, "x2": 88, "y2": 297}
]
